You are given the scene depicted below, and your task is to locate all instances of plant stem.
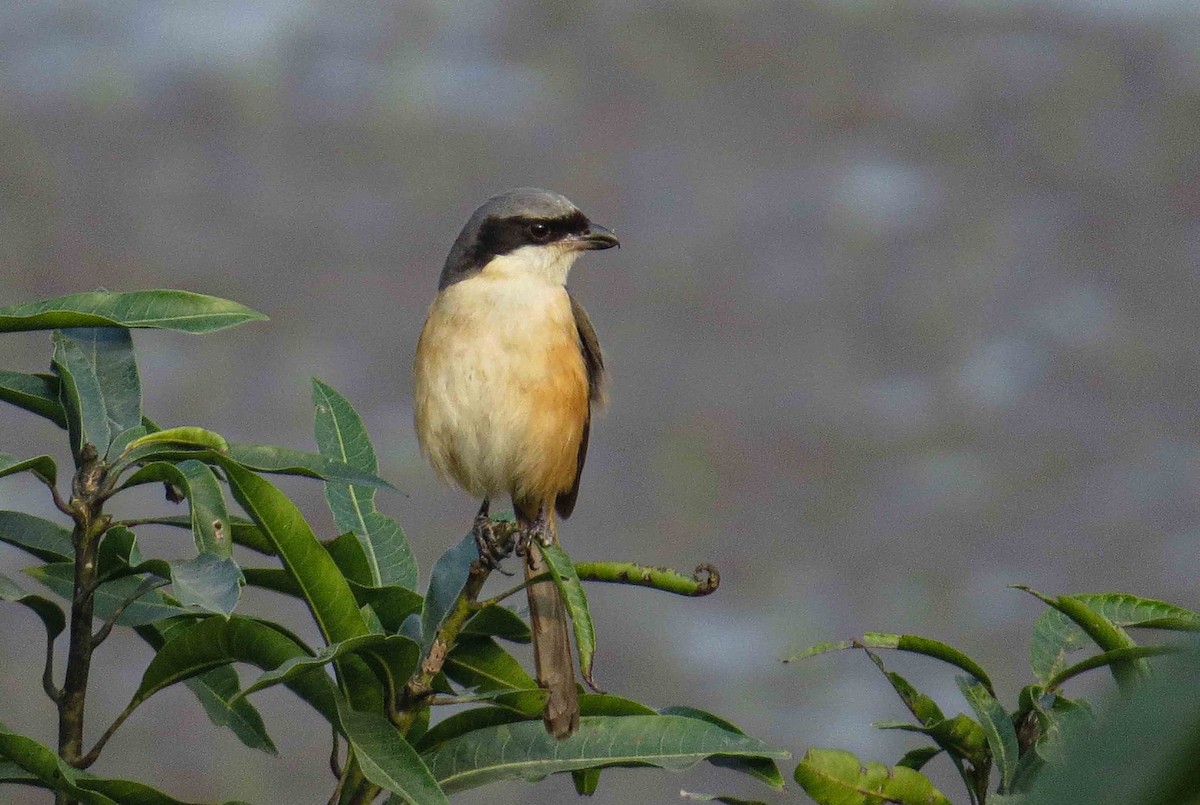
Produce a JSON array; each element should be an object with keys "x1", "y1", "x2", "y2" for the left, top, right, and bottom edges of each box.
[{"x1": 55, "y1": 444, "x2": 110, "y2": 797}]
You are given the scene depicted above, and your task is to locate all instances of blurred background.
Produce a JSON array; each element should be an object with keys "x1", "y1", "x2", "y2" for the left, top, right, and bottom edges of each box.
[{"x1": 2, "y1": 1, "x2": 1199, "y2": 802}]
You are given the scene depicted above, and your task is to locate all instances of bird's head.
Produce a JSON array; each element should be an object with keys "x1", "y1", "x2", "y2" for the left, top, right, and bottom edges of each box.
[{"x1": 439, "y1": 188, "x2": 619, "y2": 289}]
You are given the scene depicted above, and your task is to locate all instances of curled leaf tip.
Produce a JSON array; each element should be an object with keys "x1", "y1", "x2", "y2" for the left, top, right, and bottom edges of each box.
[{"x1": 692, "y1": 564, "x2": 720, "y2": 595}]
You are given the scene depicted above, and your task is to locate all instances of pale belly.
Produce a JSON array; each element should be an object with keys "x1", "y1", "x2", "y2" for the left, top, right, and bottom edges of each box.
[{"x1": 413, "y1": 275, "x2": 588, "y2": 505}]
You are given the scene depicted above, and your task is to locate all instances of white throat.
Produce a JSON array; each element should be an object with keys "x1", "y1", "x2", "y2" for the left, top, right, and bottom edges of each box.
[{"x1": 482, "y1": 244, "x2": 581, "y2": 287}]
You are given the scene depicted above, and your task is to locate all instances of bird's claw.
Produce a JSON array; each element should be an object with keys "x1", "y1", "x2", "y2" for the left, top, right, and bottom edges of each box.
[{"x1": 473, "y1": 515, "x2": 513, "y2": 572}]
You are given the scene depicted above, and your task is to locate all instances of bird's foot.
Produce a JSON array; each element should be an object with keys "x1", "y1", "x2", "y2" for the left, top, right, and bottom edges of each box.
[
  {"x1": 473, "y1": 511, "x2": 513, "y2": 572},
  {"x1": 515, "y1": 509, "x2": 553, "y2": 558}
]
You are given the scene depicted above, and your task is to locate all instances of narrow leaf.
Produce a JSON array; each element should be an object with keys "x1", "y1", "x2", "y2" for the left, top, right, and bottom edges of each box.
[
  {"x1": 123, "y1": 461, "x2": 233, "y2": 556},
  {"x1": 1017, "y1": 587, "x2": 1145, "y2": 689},
  {"x1": 861, "y1": 632, "x2": 994, "y2": 694},
  {"x1": 423, "y1": 715, "x2": 789, "y2": 794},
  {"x1": 0, "y1": 371, "x2": 66, "y2": 427},
  {"x1": 169, "y1": 553, "x2": 242, "y2": 617},
  {"x1": 240, "y1": 634, "x2": 418, "y2": 699},
  {"x1": 0, "y1": 511, "x2": 72, "y2": 561},
  {"x1": 957, "y1": 675, "x2": 1019, "y2": 789},
  {"x1": 420, "y1": 534, "x2": 477, "y2": 651},
  {"x1": 51, "y1": 328, "x2": 141, "y2": 459},
  {"x1": 896, "y1": 746, "x2": 941, "y2": 771},
  {"x1": 0, "y1": 453, "x2": 57, "y2": 485},
  {"x1": 0, "y1": 730, "x2": 118, "y2": 804},
  {"x1": 335, "y1": 695, "x2": 449, "y2": 804},
  {"x1": 1045, "y1": 645, "x2": 1178, "y2": 691},
  {"x1": 221, "y1": 461, "x2": 368, "y2": 646},
  {"x1": 463, "y1": 604, "x2": 531, "y2": 644},
  {"x1": 0, "y1": 572, "x2": 65, "y2": 640},
  {"x1": 794, "y1": 748, "x2": 952, "y2": 805},
  {"x1": 1026, "y1": 590, "x2": 1196, "y2": 685},
  {"x1": 541, "y1": 542, "x2": 597, "y2": 686},
  {"x1": 313, "y1": 378, "x2": 417, "y2": 588},
  {"x1": 28, "y1": 564, "x2": 185, "y2": 626},
  {"x1": 125, "y1": 427, "x2": 230, "y2": 453},
  {"x1": 226, "y1": 443, "x2": 393, "y2": 488},
  {"x1": 0, "y1": 289, "x2": 267, "y2": 333},
  {"x1": 132, "y1": 615, "x2": 338, "y2": 726},
  {"x1": 137, "y1": 621, "x2": 277, "y2": 754},
  {"x1": 444, "y1": 636, "x2": 537, "y2": 693},
  {"x1": 661, "y1": 706, "x2": 785, "y2": 789}
]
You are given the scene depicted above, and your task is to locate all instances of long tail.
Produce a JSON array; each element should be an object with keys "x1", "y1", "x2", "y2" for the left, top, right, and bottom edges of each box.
[{"x1": 521, "y1": 512, "x2": 580, "y2": 739}]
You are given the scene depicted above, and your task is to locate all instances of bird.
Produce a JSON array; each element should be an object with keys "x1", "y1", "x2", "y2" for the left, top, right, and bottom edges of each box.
[{"x1": 412, "y1": 188, "x2": 618, "y2": 738}]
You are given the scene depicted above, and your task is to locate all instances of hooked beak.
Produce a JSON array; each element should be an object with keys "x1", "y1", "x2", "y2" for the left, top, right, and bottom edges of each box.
[{"x1": 571, "y1": 222, "x2": 620, "y2": 251}]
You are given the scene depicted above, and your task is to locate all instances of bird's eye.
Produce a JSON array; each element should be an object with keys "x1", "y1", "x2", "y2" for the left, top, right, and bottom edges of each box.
[{"x1": 528, "y1": 222, "x2": 551, "y2": 241}]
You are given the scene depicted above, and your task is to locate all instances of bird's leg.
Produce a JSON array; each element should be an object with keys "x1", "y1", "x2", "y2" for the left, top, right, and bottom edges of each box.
[
  {"x1": 472, "y1": 499, "x2": 512, "y2": 570},
  {"x1": 516, "y1": 504, "x2": 553, "y2": 558}
]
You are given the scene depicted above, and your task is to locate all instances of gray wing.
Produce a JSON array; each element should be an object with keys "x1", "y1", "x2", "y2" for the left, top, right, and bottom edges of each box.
[{"x1": 556, "y1": 294, "x2": 604, "y2": 518}]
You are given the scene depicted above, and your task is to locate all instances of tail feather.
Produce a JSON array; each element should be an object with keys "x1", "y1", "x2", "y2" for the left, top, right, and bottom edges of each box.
[{"x1": 519, "y1": 508, "x2": 580, "y2": 740}]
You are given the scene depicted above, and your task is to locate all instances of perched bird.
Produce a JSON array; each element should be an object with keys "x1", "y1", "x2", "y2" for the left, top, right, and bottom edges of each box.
[{"x1": 413, "y1": 188, "x2": 618, "y2": 738}]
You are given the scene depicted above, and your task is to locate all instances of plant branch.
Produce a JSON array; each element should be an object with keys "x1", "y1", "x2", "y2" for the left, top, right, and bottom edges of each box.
[
  {"x1": 76, "y1": 699, "x2": 138, "y2": 769},
  {"x1": 573, "y1": 561, "x2": 720, "y2": 596},
  {"x1": 92, "y1": 578, "x2": 169, "y2": 646},
  {"x1": 392, "y1": 521, "x2": 522, "y2": 734},
  {"x1": 42, "y1": 629, "x2": 61, "y2": 704},
  {"x1": 56, "y1": 444, "x2": 109, "y2": 778}
]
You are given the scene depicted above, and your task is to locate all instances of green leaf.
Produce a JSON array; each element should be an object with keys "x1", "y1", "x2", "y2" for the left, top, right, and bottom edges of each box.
[
  {"x1": 0, "y1": 371, "x2": 66, "y2": 427},
  {"x1": 444, "y1": 636, "x2": 537, "y2": 693},
  {"x1": 1011, "y1": 645, "x2": 1200, "y2": 805},
  {"x1": 660, "y1": 706, "x2": 786, "y2": 789},
  {"x1": 225, "y1": 443, "x2": 393, "y2": 488},
  {"x1": 131, "y1": 615, "x2": 338, "y2": 727},
  {"x1": 220, "y1": 461, "x2": 381, "y2": 713},
  {"x1": 0, "y1": 511, "x2": 72, "y2": 561},
  {"x1": 125, "y1": 426, "x2": 230, "y2": 453},
  {"x1": 896, "y1": 746, "x2": 941, "y2": 771},
  {"x1": 0, "y1": 453, "x2": 57, "y2": 485},
  {"x1": 573, "y1": 768, "x2": 601, "y2": 796},
  {"x1": 349, "y1": 583, "x2": 423, "y2": 634},
  {"x1": 1046, "y1": 646, "x2": 1178, "y2": 692},
  {"x1": 52, "y1": 328, "x2": 141, "y2": 459},
  {"x1": 239, "y1": 633, "x2": 418, "y2": 700},
  {"x1": 423, "y1": 714, "x2": 788, "y2": 794},
  {"x1": 169, "y1": 553, "x2": 242, "y2": 617},
  {"x1": 0, "y1": 572, "x2": 65, "y2": 640},
  {"x1": 222, "y1": 461, "x2": 369, "y2": 646},
  {"x1": 0, "y1": 730, "x2": 118, "y2": 804},
  {"x1": 875, "y1": 714, "x2": 990, "y2": 769},
  {"x1": 1017, "y1": 587, "x2": 1145, "y2": 689},
  {"x1": 679, "y1": 793, "x2": 769, "y2": 805},
  {"x1": 859, "y1": 648, "x2": 945, "y2": 726},
  {"x1": 324, "y1": 530, "x2": 374, "y2": 586},
  {"x1": 540, "y1": 542, "x2": 598, "y2": 687},
  {"x1": 334, "y1": 695, "x2": 449, "y2": 804},
  {"x1": 957, "y1": 675, "x2": 1019, "y2": 790},
  {"x1": 137, "y1": 621, "x2": 277, "y2": 754},
  {"x1": 463, "y1": 604, "x2": 531, "y2": 644},
  {"x1": 313, "y1": 378, "x2": 417, "y2": 588},
  {"x1": 421, "y1": 534, "x2": 477, "y2": 651},
  {"x1": 794, "y1": 748, "x2": 952, "y2": 805},
  {"x1": 861, "y1": 632, "x2": 994, "y2": 693},
  {"x1": 1026, "y1": 590, "x2": 1196, "y2": 686},
  {"x1": 414, "y1": 706, "x2": 533, "y2": 753},
  {"x1": 28, "y1": 563, "x2": 185, "y2": 626},
  {"x1": 123, "y1": 461, "x2": 233, "y2": 556},
  {"x1": 136, "y1": 515, "x2": 273, "y2": 555},
  {"x1": 0, "y1": 289, "x2": 267, "y2": 333},
  {"x1": 787, "y1": 632, "x2": 993, "y2": 694}
]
